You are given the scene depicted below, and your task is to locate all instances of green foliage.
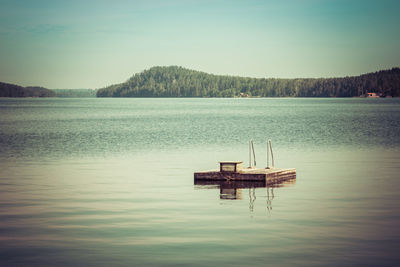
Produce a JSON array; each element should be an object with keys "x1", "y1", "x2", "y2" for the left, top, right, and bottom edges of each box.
[
  {"x1": 54, "y1": 89, "x2": 97, "y2": 97},
  {"x1": 0, "y1": 83, "x2": 55, "y2": 97},
  {"x1": 97, "y1": 66, "x2": 400, "y2": 98}
]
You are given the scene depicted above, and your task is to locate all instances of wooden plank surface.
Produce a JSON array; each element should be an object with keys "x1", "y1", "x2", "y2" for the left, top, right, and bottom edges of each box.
[{"x1": 194, "y1": 167, "x2": 296, "y2": 185}]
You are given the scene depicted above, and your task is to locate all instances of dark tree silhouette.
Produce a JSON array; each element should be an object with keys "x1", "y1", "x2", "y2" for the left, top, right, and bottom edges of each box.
[{"x1": 0, "y1": 82, "x2": 55, "y2": 97}]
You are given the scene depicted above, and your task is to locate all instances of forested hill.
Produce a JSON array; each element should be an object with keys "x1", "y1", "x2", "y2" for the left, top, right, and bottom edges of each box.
[
  {"x1": 97, "y1": 66, "x2": 400, "y2": 97},
  {"x1": 0, "y1": 82, "x2": 55, "y2": 97}
]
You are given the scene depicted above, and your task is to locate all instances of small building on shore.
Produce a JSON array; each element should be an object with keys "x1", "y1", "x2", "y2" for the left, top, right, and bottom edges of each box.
[{"x1": 367, "y1": 92, "x2": 379, "y2": 98}]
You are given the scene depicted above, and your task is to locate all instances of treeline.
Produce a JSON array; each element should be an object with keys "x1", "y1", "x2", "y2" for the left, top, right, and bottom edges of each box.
[
  {"x1": 0, "y1": 83, "x2": 97, "y2": 98},
  {"x1": 97, "y1": 66, "x2": 400, "y2": 97},
  {"x1": 54, "y1": 89, "x2": 97, "y2": 97},
  {"x1": 0, "y1": 82, "x2": 55, "y2": 97}
]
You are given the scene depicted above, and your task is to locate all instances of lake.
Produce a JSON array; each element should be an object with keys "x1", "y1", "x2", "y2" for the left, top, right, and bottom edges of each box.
[{"x1": 0, "y1": 98, "x2": 399, "y2": 266}]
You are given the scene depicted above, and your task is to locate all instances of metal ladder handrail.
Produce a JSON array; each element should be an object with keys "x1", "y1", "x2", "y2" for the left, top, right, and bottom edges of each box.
[
  {"x1": 266, "y1": 139, "x2": 275, "y2": 169},
  {"x1": 248, "y1": 139, "x2": 256, "y2": 168}
]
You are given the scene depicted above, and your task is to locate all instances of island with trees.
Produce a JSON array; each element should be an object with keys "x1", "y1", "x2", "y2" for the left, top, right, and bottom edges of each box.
[
  {"x1": 0, "y1": 82, "x2": 55, "y2": 97},
  {"x1": 96, "y1": 66, "x2": 400, "y2": 98},
  {"x1": 0, "y1": 83, "x2": 97, "y2": 98}
]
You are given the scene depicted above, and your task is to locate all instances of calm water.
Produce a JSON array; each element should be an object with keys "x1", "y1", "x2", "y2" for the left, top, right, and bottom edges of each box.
[{"x1": 0, "y1": 98, "x2": 400, "y2": 266}]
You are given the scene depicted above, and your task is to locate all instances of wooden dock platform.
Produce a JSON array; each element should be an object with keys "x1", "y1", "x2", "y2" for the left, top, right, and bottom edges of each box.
[{"x1": 194, "y1": 167, "x2": 296, "y2": 186}]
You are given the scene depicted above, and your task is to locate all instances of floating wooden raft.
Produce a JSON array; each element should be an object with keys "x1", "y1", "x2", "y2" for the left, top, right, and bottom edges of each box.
[{"x1": 194, "y1": 161, "x2": 296, "y2": 186}]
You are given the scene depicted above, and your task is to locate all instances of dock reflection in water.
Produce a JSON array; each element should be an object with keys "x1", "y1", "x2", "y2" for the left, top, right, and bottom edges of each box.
[{"x1": 194, "y1": 179, "x2": 296, "y2": 212}]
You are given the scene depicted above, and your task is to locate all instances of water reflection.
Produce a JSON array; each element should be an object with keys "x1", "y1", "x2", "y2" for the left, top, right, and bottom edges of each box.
[
  {"x1": 221, "y1": 188, "x2": 242, "y2": 200},
  {"x1": 266, "y1": 187, "x2": 274, "y2": 212},
  {"x1": 194, "y1": 179, "x2": 295, "y2": 212}
]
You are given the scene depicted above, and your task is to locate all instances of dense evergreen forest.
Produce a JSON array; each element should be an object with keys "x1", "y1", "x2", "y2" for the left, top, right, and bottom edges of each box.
[
  {"x1": 54, "y1": 89, "x2": 97, "y2": 97},
  {"x1": 97, "y1": 66, "x2": 400, "y2": 98},
  {"x1": 0, "y1": 82, "x2": 55, "y2": 97}
]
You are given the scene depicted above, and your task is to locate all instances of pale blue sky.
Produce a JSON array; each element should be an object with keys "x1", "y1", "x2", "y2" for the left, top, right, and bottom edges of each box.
[{"x1": 0, "y1": 0, "x2": 399, "y2": 88}]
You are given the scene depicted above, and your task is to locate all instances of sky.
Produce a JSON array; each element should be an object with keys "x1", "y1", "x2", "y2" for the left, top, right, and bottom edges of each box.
[{"x1": 0, "y1": 0, "x2": 399, "y2": 89}]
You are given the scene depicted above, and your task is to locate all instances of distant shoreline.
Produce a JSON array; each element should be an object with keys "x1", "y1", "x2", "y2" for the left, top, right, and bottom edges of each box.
[
  {"x1": 97, "y1": 66, "x2": 400, "y2": 98},
  {"x1": 1, "y1": 66, "x2": 399, "y2": 98}
]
